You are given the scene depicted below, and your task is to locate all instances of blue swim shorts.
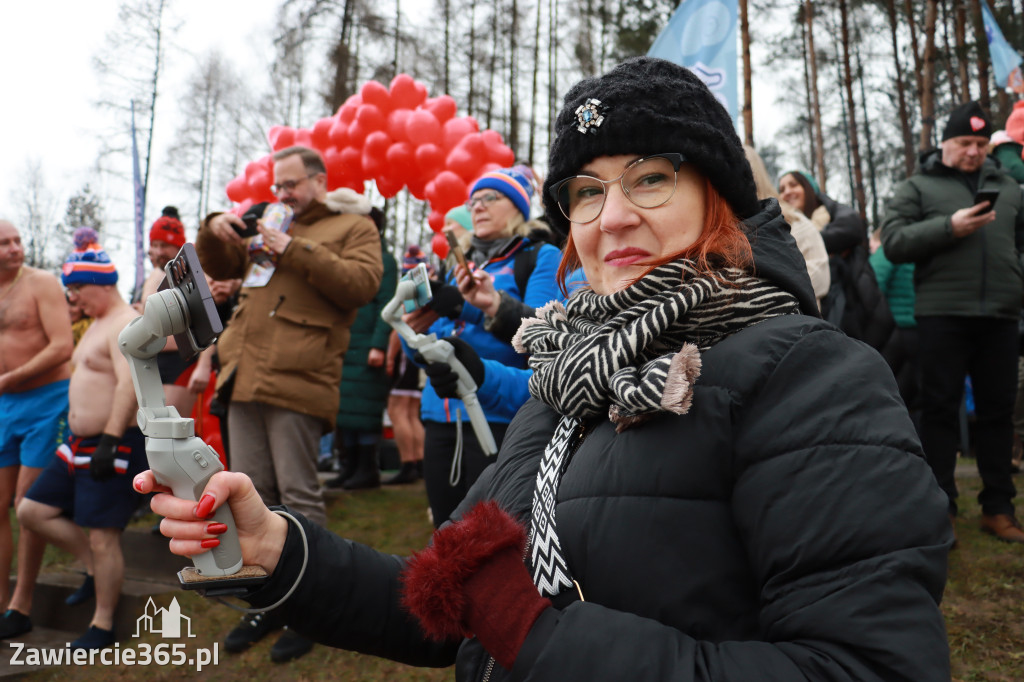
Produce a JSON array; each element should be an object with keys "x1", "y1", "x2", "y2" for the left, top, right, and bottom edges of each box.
[
  {"x1": 0, "y1": 379, "x2": 70, "y2": 469},
  {"x1": 26, "y1": 428, "x2": 148, "y2": 529}
]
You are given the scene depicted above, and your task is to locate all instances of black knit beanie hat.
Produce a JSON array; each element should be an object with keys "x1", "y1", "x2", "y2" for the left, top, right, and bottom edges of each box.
[
  {"x1": 543, "y1": 56, "x2": 759, "y2": 239},
  {"x1": 942, "y1": 101, "x2": 991, "y2": 141}
]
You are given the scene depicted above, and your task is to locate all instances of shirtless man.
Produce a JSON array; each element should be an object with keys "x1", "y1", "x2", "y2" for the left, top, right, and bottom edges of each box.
[
  {"x1": 138, "y1": 207, "x2": 206, "y2": 416},
  {"x1": 0, "y1": 220, "x2": 73, "y2": 639},
  {"x1": 18, "y1": 229, "x2": 146, "y2": 650}
]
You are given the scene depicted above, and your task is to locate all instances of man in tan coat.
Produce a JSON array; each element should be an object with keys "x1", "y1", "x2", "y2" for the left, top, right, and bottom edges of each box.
[
  {"x1": 0, "y1": 220, "x2": 73, "y2": 640},
  {"x1": 196, "y1": 146, "x2": 382, "y2": 662}
]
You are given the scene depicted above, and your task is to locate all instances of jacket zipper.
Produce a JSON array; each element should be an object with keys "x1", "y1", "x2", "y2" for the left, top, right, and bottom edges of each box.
[
  {"x1": 980, "y1": 225, "x2": 988, "y2": 314},
  {"x1": 480, "y1": 655, "x2": 496, "y2": 682},
  {"x1": 479, "y1": 422, "x2": 591, "y2": 681},
  {"x1": 268, "y1": 295, "x2": 285, "y2": 317}
]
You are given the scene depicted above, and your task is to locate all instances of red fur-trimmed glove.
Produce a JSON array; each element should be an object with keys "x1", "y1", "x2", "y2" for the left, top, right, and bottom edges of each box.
[{"x1": 401, "y1": 500, "x2": 551, "y2": 670}]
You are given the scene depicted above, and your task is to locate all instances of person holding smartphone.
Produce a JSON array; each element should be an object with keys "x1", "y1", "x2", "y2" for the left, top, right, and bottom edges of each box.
[
  {"x1": 881, "y1": 101, "x2": 1024, "y2": 544},
  {"x1": 403, "y1": 166, "x2": 563, "y2": 527}
]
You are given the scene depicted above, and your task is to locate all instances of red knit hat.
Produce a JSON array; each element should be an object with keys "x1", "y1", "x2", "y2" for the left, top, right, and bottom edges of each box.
[
  {"x1": 149, "y1": 206, "x2": 186, "y2": 247},
  {"x1": 1006, "y1": 101, "x2": 1024, "y2": 145}
]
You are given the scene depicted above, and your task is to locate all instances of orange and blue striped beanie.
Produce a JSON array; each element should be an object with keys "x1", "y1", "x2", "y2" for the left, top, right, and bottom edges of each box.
[
  {"x1": 62, "y1": 227, "x2": 118, "y2": 286},
  {"x1": 469, "y1": 166, "x2": 534, "y2": 220}
]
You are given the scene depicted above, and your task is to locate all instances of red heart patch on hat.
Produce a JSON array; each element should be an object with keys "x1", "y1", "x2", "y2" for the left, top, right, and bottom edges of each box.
[{"x1": 970, "y1": 116, "x2": 986, "y2": 132}]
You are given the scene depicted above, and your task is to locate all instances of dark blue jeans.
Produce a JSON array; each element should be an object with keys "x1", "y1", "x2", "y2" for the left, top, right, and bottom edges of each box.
[{"x1": 917, "y1": 315, "x2": 1019, "y2": 516}]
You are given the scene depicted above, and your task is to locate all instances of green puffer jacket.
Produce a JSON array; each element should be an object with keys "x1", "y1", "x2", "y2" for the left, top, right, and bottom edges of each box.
[
  {"x1": 870, "y1": 245, "x2": 916, "y2": 328},
  {"x1": 880, "y1": 150, "x2": 1024, "y2": 320},
  {"x1": 335, "y1": 238, "x2": 398, "y2": 432},
  {"x1": 993, "y1": 141, "x2": 1024, "y2": 183}
]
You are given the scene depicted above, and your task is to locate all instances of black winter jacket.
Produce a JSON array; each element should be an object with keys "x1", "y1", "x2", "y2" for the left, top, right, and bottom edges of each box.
[
  {"x1": 248, "y1": 204, "x2": 951, "y2": 681},
  {"x1": 818, "y1": 192, "x2": 865, "y2": 256}
]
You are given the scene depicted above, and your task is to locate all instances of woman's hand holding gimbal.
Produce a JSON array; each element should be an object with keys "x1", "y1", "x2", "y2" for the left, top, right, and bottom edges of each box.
[{"x1": 133, "y1": 470, "x2": 289, "y2": 575}]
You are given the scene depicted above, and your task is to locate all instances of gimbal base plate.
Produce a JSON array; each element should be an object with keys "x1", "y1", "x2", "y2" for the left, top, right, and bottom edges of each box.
[{"x1": 177, "y1": 564, "x2": 269, "y2": 597}]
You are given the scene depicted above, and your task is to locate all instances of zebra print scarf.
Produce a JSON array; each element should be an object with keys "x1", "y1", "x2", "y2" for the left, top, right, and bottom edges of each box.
[
  {"x1": 513, "y1": 259, "x2": 800, "y2": 598},
  {"x1": 513, "y1": 259, "x2": 800, "y2": 428}
]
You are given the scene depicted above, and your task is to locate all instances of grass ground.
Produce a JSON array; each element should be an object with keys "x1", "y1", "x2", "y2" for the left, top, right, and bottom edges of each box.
[
  {"x1": 945, "y1": 462, "x2": 1024, "y2": 682},
  {"x1": 16, "y1": 464, "x2": 1024, "y2": 680}
]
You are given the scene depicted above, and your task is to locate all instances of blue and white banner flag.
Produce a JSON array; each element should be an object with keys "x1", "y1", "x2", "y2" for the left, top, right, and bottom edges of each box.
[
  {"x1": 981, "y1": 0, "x2": 1024, "y2": 92},
  {"x1": 647, "y1": 0, "x2": 739, "y2": 119},
  {"x1": 131, "y1": 100, "x2": 146, "y2": 300}
]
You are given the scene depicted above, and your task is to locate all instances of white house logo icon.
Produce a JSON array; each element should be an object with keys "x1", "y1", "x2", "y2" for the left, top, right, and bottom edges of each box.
[{"x1": 133, "y1": 597, "x2": 195, "y2": 638}]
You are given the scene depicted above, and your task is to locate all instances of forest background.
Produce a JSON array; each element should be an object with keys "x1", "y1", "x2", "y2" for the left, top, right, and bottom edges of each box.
[{"x1": 7, "y1": 0, "x2": 1024, "y2": 294}]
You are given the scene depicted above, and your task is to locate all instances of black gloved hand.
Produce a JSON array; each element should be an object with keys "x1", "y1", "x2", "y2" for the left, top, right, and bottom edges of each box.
[
  {"x1": 415, "y1": 337, "x2": 485, "y2": 399},
  {"x1": 90, "y1": 434, "x2": 121, "y2": 482},
  {"x1": 428, "y1": 282, "x2": 465, "y2": 319}
]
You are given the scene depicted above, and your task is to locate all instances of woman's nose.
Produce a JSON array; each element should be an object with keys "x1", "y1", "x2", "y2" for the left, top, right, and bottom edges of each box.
[{"x1": 598, "y1": 184, "x2": 640, "y2": 232}]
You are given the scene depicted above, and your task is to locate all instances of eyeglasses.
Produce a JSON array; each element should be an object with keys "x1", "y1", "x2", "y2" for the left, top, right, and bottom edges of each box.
[
  {"x1": 549, "y1": 153, "x2": 686, "y2": 224},
  {"x1": 466, "y1": 192, "x2": 505, "y2": 211},
  {"x1": 271, "y1": 174, "x2": 316, "y2": 195}
]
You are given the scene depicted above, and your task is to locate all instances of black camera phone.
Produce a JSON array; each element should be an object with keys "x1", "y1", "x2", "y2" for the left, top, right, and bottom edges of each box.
[
  {"x1": 235, "y1": 202, "x2": 268, "y2": 238},
  {"x1": 973, "y1": 189, "x2": 1000, "y2": 212},
  {"x1": 158, "y1": 243, "x2": 224, "y2": 362}
]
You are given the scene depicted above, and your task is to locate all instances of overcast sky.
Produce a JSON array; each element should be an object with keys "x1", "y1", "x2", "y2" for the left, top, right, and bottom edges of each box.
[{"x1": 2, "y1": 1, "x2": 282, "y2": 290}]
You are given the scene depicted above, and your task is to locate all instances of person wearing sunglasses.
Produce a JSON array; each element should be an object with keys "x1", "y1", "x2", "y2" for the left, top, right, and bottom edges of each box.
[
  {"x1": 140, "y1": 58, "x2": 950, "y2": 680},
  {"x1": 405, "y1": 165, "x2": 563, "y2": 527}
]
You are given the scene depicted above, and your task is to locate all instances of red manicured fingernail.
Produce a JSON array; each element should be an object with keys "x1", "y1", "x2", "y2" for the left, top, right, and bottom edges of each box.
[
  {"x1": 195, "y1": 494, "x2": 216, "y2": 519},
  {"x1": 206, "y1": 523, "x2": 228, "y2": 535},
  {"x1": 133, "y1": 476, "x2": 145, "y2": 493},
  {"x1": 200, "y1": 538, "x2": 220, "y2": 549}
]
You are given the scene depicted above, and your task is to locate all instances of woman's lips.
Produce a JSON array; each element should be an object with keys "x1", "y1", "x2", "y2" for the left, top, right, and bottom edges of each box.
[{"x1": 604, "y1": 248, "x2": 650, "y2": 267}]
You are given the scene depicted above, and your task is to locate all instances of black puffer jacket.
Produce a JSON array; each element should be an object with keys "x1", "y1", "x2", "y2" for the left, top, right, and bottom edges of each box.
[{"x1": 248, "y1": 205, "x2": 951, "y2": 681}]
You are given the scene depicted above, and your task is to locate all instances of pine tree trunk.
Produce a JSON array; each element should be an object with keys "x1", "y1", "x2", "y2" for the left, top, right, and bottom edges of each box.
[
  {"x1": 839, "y1": 0, "x2": 867, "y2": 220},
  {"x1": 469, "y1": 1, "x2": 477, "y2": 116},
  {"x1": 953, "y1": 0, "x2": 969, "y2": 102},
  {"x1": 142, "y1": 0, "x2": 167, "y2": 202},
  {"x1": 329, "y1": 0, "x2": 356, "y2": 111},
  {"x1": 969, "y1": 0, "x2": 992, "y2": 110},
  {"x1": 805, "y1": 1, "x2": 828, "y2": 193},
  {"x1": 486, "y1": 0, "x2": 499, "y2": 129},
  {"x1": 920, "y1": 0, "x2": 940, "y2": 149},
  {"x1": 942, "y1": 0, "x2": 958, "y2": 100},
  {"x1": 856, "y1": 41, "x2": 879, "y2": 228},
  {"x1": 886, "y1": 0, "x2": 916, "y2": 176},
  {"x1": 509, "y1": 0, "x2": 519, "y2": 155},
  {"x1": 394, "y1": 0, "x2": 401, "y2": 75},
  {"x1": 740, "y1": 0, "x2": 753, "y2": 145},
  {"x1": 528, "y1": 0, "x2": 542, "y2": 166},
  {"x1": 548, "y1": 0, "x2": 558, "y2": 153},
  {"x1": 443, "y1": 0, "x2": 450, "y2": 95},
  {"x1": 904, "y1": 0, "x2": 925, "y2": 98},
  {"x1": 800, "y1": 12, "x2": 817, "y2": 167}
]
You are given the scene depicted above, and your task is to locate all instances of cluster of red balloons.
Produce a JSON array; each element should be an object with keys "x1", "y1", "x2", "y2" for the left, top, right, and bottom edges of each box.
[{"x1": 224, "y1": 74, "x2": 515, "y2": 240}]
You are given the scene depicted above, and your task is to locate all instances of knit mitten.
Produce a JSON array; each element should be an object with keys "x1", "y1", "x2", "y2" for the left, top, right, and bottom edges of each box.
[{"x1": 401, "y1": 501, "x2": 551, "y2": 670}]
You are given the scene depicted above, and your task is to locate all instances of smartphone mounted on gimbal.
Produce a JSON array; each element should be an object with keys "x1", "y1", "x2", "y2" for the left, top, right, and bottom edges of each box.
[{"x1": 157, "y1": 243, "x2": 224, "y2": 362}]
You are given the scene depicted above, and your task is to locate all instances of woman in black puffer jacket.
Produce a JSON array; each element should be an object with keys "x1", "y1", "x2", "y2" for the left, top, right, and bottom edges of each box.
[{"x1": 140, "y1": 58, "x2": 951, "y2": 681}]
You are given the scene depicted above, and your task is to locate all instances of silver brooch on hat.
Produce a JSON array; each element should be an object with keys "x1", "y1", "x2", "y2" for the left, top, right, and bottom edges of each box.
[{"x1": 575, "y1": 98, "x2": 605, "y2": 134}]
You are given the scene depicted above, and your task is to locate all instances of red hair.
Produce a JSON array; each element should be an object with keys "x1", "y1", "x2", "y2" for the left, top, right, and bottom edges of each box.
[{"x1": 556, "y1": 177, "x2": 754, "y2": 296}]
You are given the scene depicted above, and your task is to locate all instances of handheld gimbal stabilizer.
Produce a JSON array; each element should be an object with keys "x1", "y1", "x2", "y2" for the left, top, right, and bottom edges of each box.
[
  {"x1": 381, "y1": 263, "x2": 498, "y2": 456},
  {"x1": 118, "y1": 244, "x2": 264, "y2": 592}
]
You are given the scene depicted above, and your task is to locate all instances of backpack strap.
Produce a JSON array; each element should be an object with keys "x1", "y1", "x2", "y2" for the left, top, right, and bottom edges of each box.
[{"x1": 513, "y1": 241, "x2": 540, "y2": 298}]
